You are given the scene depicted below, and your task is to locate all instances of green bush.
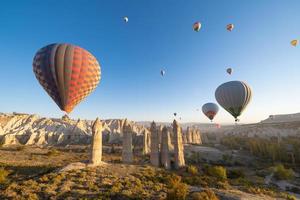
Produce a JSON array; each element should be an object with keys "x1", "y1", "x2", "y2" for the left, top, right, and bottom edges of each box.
[
  {"x1": 207, "y1": 166, "x2": 227, "y2": 181},
  {"x1": 187, "y1": 165, "x2": 198, "y2": 175},
  {"x1": 273, "y1": 164, "x2": 294, "y2": 180},
  {"x1": 0, "y1": 167, "x2": 10, "y2": 184},
  {"x1": 166, "y1": 175, "x2": 188, "y2": 200}
]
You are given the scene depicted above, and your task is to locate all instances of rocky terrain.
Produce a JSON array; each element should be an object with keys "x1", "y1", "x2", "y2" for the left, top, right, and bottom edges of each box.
[
  {"x1": 0, "y1": 113, "x2": 203, "y2": 147},
  {"x1": 0, "y1": 113, "x2": 149, "y2": 146}
]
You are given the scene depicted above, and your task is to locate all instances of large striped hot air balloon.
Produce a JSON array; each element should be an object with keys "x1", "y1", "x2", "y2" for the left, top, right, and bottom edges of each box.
[
  {"x1": 215, "y1": 81, "x2": 252, "y2": 122},
  {"x1": 33, "y1": 43, "x2": 101, "y2": 113},
  {"x1": 202, "y1": 103, "x2": 219, "y2": 122}
]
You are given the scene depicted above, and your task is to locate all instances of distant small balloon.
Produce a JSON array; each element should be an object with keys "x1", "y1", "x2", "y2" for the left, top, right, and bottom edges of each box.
[
  {"x1": 174, "y1": 113, "x2": 177, "y2": 117},
  {"x1": 193, "y1": 22, "x2": 201, "y2": 32},
  {"x1": 291, "y1": 39, "x2": 298, "y2": 47},
  {"x1": 226, "y1": 68, "x2": 232, "y2": 75},
  {"x1": 123, "y1": 16, "x2": 128, "y2": 23},
  {"x1": 226, "y1": 24, "x2": 234, "y2": 31},
  {"x1": 160, "y1": 70, "x2": 165, "y2": 76}
]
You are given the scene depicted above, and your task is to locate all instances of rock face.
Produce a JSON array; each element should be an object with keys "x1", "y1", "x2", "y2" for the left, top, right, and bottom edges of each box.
[
  {"x1": 90, "y1": 118, "x2": 102, "y2": 166},
  {"x1": 160, "y1": 126, "x2": 171, "y2": 169},
  {"x1": 0, "y1": 113, "x2": 148, "y2": 147},
  {"x1": 150, "y1": 122, "x2": 160, "y2": 167},
  {"x1": 122, "y1": 120, "x2": 133, "y2": 163},
  {"x1": 173, "y1": 120, "x2": 185, "y2": 169}
]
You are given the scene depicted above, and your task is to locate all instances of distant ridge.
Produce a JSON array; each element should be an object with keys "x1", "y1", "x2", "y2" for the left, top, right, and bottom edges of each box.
[{"x1": 260, "y1": 112, "x2": 300, "y2": 123}]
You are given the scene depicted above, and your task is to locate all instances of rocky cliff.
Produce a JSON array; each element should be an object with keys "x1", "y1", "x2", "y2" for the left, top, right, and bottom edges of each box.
[{"x1": 0, "y1": 113, "x2": 148, "y2": 146}]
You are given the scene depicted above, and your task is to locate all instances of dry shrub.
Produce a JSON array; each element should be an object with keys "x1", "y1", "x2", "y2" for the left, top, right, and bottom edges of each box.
[
  {"x1": 187, "y1": 165, "x2": 198, "y2": 175},
  {"x1": 192, "y1": 189, "x2": 219, "y2": 200},
  {"x1": 207, "y1": 166, "x2": 227, "y2": 181},
  {"x1": 166, "y1": 175, "x2": 188, "y2": 200},
  {"x1": 0, "y1": 167, "x2": 10, "y2": 184}
]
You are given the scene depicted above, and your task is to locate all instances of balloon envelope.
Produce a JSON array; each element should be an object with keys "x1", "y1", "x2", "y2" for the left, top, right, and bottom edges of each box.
[
  {"x1": 227, "y1": 24, "x2": 234, "y2": 31},
  {"x1": 291, "y1": 40, "x2": 298, "y2": 47},
  {"x1": 33, "y1": 43, "x2": 101, "y2": 113},
  {"x1": 215, "y1": 81, "x2": 252, "y2": 121},
  {"x1": 160, "y1": 70, "x2": 165, "y2": 76},
  {"x1": 226, "y1": 68, "x2": 232, "y2": 75},
  {"x1": 124, "y1": 16, "x2": 128, "y2": 23},
  {"x1": 193, "y1": 22, "x2": 201, "y2": 32},
  {"x1": 202, "y1": 103, "x2": 219, "y2": 121}
]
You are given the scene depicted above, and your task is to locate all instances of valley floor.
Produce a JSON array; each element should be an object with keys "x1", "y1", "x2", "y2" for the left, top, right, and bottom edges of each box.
[{"x1": 0, "y1": 145, "x2": 298, "y2": 200}]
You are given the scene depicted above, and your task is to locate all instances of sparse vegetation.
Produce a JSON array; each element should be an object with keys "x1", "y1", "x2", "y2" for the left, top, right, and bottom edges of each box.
[
  {"x1": 0, "y1": 167, "x2": 9, "y2": 184},
  {"x1": 166, "y1": 174, "x2": 188, "y2": 200},
  {"x1": 0, "y1": 145, "x2": 296, "y2": 200},
  {"x1": 221, "y1": 136, "x2": 300, "y2": 165},
  {"x1": 46, "y1": 149, "x2": 60, "y2": 156},
  {"x1": 191, "y1": 189, "x2": 219, "y2": 200},
  {"x1": 187, "y1": 165, "x2": 198, "y2": 175},
  {"x1": 227, "y1": 168, "x2": 245, "y2": 179},
  {"x1": 207, "y1": 166, "x2": 227, "y2": 181},
  {"x1": 273, "y1": 164, "x2": 294, "y2": 180}
]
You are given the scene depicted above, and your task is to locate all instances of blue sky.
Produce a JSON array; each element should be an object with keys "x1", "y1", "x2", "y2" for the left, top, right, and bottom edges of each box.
[{"x1": 0, "y1": 0, "x2": 300, "y2": 123}]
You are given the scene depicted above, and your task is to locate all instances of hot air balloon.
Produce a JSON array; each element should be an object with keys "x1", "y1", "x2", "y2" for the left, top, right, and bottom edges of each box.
[
  {"x1": 124, "y1": 16, "x2": 128, "y2": 23},
  {"x1": 160, "y1": 70, "x2": 165, "y2": 76},
  {"x1": 226, "y1": 68, "x2": 232, "y2": 75},
  {"x1": 215, "y1": 81, "x2": 252, "y2": 122},
  {"x1": 33, "y1": 43, "x2": 101, "y2": 113},
  {"x1": 291, "y1": 40, "x2": 298, "y2": 47},
  {"x1": 174, "y1": 113, "x2": 177, "y2": 117},
  {"x1": 193, "y1": 22, "x2": 201, "y2": 32},
  {"x1": 226, "y1": 24, "x2": 234, "y2": 31},
  {"x1": 202, "y1": 103, "x2": 219, "y2": 122}
]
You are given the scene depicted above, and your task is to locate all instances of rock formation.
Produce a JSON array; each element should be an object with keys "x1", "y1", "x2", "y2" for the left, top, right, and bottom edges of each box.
[
  {"x1": 122, "y1": 120, "x2": 133, "y2": 163},
  {"x1": 150, "y1": 121, "x2": 160, "y2": 167},
  {"x1": 142, "y1": 129, "x2": 150, "y2": 155},
  {"x1": 90, "y1": 118, "x2": 102, "y2": 166},
  {"x1": 196, "y1": 129, "x2": 202, "y2": 144},
  {"x1": 0, "y1": 113, "x2": 148, "y2": 147},
  {"x1": 160, "y1": 126, "x2": 171, "y2": 169},
  {"x1": 173, "y1": 120, "x2": 185, "y2": 169},
  {"x1": 186, "y1": 127, "x2": 193, "y2": 143}
]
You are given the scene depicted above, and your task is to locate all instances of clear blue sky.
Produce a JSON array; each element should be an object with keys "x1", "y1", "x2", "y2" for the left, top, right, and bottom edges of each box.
[{"x1": 0, "y1": 0, "x2": 300, "y2": 124}]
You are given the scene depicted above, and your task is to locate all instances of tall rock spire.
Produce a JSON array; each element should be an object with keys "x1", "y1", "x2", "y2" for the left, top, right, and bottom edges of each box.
[
  {"x1": 122, "y1": 119, "x2": 133, "y2": 163},
  {"x1": 161, "y1": 126, "x2": 171, "y2": 169},
  {"x1": 90, "y1": 118, "x2": 103, "y2": 166},
  {"x1": 173, "y1": 120, "x2": 185, "y2": 169},
  {"x1": 150, "y1": 121, "x2": 160, "y2": 167}
]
